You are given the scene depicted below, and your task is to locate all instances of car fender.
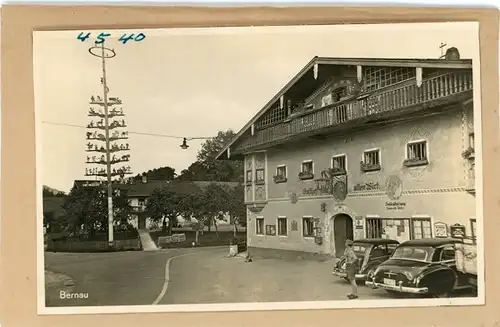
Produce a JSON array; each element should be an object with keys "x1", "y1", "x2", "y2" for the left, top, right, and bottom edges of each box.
[{"x1": 416, "y1": 265, "x2": 456, "y2": 291}]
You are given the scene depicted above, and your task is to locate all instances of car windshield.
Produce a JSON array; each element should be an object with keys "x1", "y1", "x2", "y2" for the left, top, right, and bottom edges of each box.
[{"x1": 391, "y1": 246, "x2": 434, "y2": 262}]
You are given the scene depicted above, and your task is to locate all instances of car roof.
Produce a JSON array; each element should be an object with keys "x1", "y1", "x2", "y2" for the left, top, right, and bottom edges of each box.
[
  {"x1": 399, "y1": 238, "x2": 463, "y2": 247},
  {"x1": 354, "y1": 238, "x2": 400, "y2": 245}
]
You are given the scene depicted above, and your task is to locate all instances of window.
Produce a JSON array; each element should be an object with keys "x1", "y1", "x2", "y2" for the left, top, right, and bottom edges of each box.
[
  {"x1": 276, "y1": 165, "x2": 287, "y2": 177},
  {"x1": 301, "y1": 161, "x2": 313, "y2": 174},
  {"x1": 246, "y1": 170, "x2": 253, "y2": 184},
  {"x1": 412, "y1": 219, "x2": 432, "y2": 239},
  {"x1": 363, "y1": 67, "x2": 416, "y2": 93},
  {"x1": 470, "y1": 219, "x2": 477, "y2": 244},
  {"x1": 332, "y1": 155, "x2": 347, "y2": 173},
  {"x1": 277, "y1": 217, "x2": 288, "y2": 236},
  {"x1": 361, "y1": 149, "x2": 381, "y2": 172},
  {"x1": 255, "y1": 168, "x2": 265, "y2": 184},
  {"x1": 256, "y1": 218, "x2": 264, "y2": 235},
  {"x1": 332, "y1": 87, "x2": 347, "y2": 102},
  {"x1": 392, "y1": 246, "x2": 433, "y2": 262},
  {"x1": 302, "y1": 217, "x2": 315, "y2": 237},
  {"x1": 440, "y1": 246, "x2": 456, "y2": 262},
  {"x1": 405, "y1": 140, "x2": 428, "y2": 167}
]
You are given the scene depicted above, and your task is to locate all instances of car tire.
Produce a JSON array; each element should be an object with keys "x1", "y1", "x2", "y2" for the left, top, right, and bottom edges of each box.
[{"x1": 431, "y1": 290, "x2": 451, "y2": 298}]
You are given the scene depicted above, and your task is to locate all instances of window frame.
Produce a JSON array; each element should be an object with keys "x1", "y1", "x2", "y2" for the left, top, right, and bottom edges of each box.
[
  {"x1": 404, "y1": 139, "x2": 429, "y2": 167},
  {"x1": 277, "y1": 216, "x2": 288, "y2": 237},
  {"x1": 255, "y1": 168, "x2": 265, "y2": 185},
  {"x1": 302, "y1": 216, "x2": 315, "y2": 238},
  {"x1": 331, "y1": 154, "x2": 348, "y2": 175},
  {"x1": 255, "y1": 217, "x2": 265, "y2": 235},
  {"x1": 411, "y1": 217, "x2": 433, "y2": 240},
  {"x1": 361, "y1": 148, "x2": 381, "y2": 172}
]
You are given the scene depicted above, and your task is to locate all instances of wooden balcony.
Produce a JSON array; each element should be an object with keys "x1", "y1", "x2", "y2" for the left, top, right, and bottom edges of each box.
[{"x1": 235, "y1": 71, "x2": 473, "y2": 153}]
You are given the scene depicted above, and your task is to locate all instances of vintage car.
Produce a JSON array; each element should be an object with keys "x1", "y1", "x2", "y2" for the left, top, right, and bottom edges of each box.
[
  {"x1": 332, "y1": 238, "x2": 400, "y2": 282},
  {"x1": 365, "y1": 238, "x2": 472, "y2": 298}
]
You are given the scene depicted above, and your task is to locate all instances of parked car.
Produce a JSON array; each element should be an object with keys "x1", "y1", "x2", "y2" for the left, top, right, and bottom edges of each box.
[
  {"x1": 332, "y1": 238, "x2": 399, "y2": 282},
  {"x1": 365, "y1": 238, "x2": 472, "y2": 298}
]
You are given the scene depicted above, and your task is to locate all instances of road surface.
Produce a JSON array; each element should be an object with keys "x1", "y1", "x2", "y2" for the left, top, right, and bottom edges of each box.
[{"x1": 44, "y1": 247, "x2": 475, "y2": 307}]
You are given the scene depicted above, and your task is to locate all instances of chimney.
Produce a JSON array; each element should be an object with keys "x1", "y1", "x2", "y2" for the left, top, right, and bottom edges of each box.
[{"x1": 141, "y1": 174, "x2": 147, "y2": 184}]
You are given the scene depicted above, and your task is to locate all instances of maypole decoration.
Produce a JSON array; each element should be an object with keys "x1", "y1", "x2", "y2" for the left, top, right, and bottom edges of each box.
[{"x1": 84, "y1": 42, "x2": 132, "y2": 246}]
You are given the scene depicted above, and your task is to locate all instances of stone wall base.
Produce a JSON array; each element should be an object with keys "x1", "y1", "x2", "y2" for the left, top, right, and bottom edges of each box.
[{"x1": 247, "y1": 246, "x2": 332, "y2": 262}]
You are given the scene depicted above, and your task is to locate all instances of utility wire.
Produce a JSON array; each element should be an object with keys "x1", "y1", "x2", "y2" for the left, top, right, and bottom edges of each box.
[{"x1": 42, "y1": 121, "x2": 212, "y2": 140}]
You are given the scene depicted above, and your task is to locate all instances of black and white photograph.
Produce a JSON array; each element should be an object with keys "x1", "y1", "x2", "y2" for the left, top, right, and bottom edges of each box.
[{"x1": 34, "y1": 22, "x2": 484, "y2": 315}]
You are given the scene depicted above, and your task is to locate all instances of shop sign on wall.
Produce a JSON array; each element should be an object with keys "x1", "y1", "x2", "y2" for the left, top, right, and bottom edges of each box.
[
  {"x1": 266, "y1": 224, "x2": 276, "y2": 236},
  {"x1": 352, "y1": 182, "x2": 380, "y2": 192},
  {"x1": 434, "y1": 222, "x2": 448, "y2": 238},
  {"x1": 385, "y1": 201, "x2": 406, "y2": 210},
  {"x1": 450, "y1": 223, "x2": 466, "y2": 239},
  {"x1": 355, "y1": 217, "x2": 364, "y2": 230}
]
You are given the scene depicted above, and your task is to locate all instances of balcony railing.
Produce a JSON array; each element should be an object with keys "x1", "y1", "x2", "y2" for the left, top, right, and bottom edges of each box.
[{"x1": 236, "y1": 71, "x2": 473, "y2": 152}]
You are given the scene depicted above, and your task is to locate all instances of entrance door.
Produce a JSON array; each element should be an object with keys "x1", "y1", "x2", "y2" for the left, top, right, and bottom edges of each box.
[{"x1": 334, "y1": 214, "x2": 354, "y2": 257}]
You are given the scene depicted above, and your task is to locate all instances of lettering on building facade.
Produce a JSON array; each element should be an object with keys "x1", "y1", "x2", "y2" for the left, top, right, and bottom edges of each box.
[
  {"x1": 352, "y1": 182, "x2": 380, "y2": 192},
  {"x1": 385, "y1": 201, "x2": 406, "y2": 210}
]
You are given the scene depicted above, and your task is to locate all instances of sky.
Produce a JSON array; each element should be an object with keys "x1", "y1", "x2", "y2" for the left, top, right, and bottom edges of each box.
[{"x1": 33, "y1": 22, "x2": 479, "y2": 193}]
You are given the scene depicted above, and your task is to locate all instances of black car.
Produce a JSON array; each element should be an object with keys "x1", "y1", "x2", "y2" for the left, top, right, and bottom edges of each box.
[
  {"x1": 365, "y1": 238, "x2": 472, "y2": 298},
  {"x1": 332, "y1": 238, "x2": 399, "y2": 282}
]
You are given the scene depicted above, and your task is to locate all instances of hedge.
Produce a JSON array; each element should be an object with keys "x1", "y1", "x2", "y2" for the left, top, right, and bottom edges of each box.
[{"x1": 46, "y1": 238, "x2": 142, "y2": 253}]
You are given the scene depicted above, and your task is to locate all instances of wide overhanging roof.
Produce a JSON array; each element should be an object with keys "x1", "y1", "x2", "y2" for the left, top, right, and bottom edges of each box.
[{"x1": 215, "y1": 56, "x2": 473, "y2": 160}]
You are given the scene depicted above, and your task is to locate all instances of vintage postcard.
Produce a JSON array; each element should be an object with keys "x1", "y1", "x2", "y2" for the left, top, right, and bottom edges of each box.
[{"x1": 34, "y1": 22, "x2": 484, "y2": 315}]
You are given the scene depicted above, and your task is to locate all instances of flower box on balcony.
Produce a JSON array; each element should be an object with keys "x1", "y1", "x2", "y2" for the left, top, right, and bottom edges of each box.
[
  {"x1": 314, "y1": 236, "x2": 323, "y2": 245},
  {"x1": 403, "y1": 158, "x2": 429, "y2": 168},
  {"x1": 360, "y1": 162, "x2": 381, "y2": 172},
  {"x1": 255, "y1": 179, "x2": 266, "y2": 186},
  {"x1": 461, "y1": 147, "x2": 475, "y2": 160},
  {"x1": 245, "y1": 180, "x2": 253, "y2": 186},
  {"x1": 298, "y1": 172, "x2": 314, "y2": 180},
  {"x1": 273, "y1": 175, "x2": 287, "y2": 184},
  {"x1": 328, "y1": 167, "x2": 347, "y2": 176}
]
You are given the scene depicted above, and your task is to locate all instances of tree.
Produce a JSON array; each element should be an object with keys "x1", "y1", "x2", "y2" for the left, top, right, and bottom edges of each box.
[
  {"x1": 200, "y1": 182, "x2": 233, "y2": 237},
  {"x1": 62, "y1": 185, "x2": 132, "y2": 237},
  {"x1": 146, "y1": 181, "x2": 202, "y2": 235},
  {"x1": 133, "y1": 166, "x2": 176, "y2": 182},
  {"x1": 227, "y1": 184, "x2": 246, "y2": 228},
  {"x1": 176, "y1": 129, "x2": 243, "y2": 182}
]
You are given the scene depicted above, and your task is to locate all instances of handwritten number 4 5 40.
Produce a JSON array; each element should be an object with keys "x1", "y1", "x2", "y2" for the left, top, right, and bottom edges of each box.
[{"x1": 77, "y1": 32, "x2": 146, "y2": 44}]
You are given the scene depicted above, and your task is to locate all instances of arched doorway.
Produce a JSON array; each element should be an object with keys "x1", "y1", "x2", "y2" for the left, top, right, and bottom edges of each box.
[{"x1": 333, "y1": 214, "x2": 354, "y2": 257}]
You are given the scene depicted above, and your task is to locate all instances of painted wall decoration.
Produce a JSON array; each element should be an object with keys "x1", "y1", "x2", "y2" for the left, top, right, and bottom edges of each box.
[
  {"x1": 385, "y1": 175, "x2": 403, "y2": 200},
  {"x1": 265, "y1": 224, "x2": 276, "y2": 236},
  {"x1": 434, "y1": 222, "x2": 449, "y2": 238},
  {"x1": 255, "y1": 154, "x2": 265, "y2": 169},
  {"x1": 255, "y1": 186, "x2": 266, "y2": 201},
  {"x1": 245, "y1": 186, "x2": 252, "y2": 202},
  {"x1": 332, "y1": 174, "x2": 348, "y2": 202},
  {"x1": 289, "y1": 192, "x2": 298, "y2": 204},
  {"x1": 354, "y1": 217, "x2": 364, "y2": 230},
  {"x1": 291, "y1": 220, "x2": 298, "y2": 232}
]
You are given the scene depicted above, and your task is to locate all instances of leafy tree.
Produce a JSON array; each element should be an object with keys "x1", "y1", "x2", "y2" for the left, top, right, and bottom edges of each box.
[
  {"x1": 227, "y1": 184, "x2": 246, "y2": 228},
  {"x1": 62, "y1": 185, "x2": 132, "y2": 237},
  {"x1": 133, "y1": 166, "x2": 177, "y2": 182},
  {"x1": 146, "y1": 181, "x2": 201, "y2": 235},
  {"x1": 200, "y1": 182, "x2": 233, "y2": 237},
  {"x1": 177, "y1": 130, "x2": 243, "y2": 182}
]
